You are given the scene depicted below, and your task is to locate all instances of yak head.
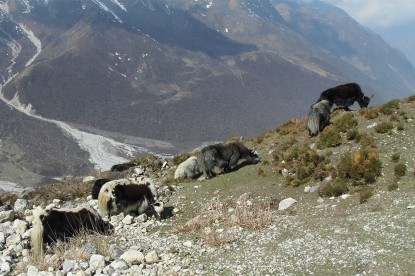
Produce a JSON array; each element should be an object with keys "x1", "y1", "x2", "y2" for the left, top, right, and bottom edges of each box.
[{"x1": 360, "y1": 95, "x2": 373, "y2": 108}]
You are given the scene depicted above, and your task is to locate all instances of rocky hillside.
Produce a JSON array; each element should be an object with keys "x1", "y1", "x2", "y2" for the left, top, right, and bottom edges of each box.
[{"x1": 1, "y1": 97, "x2": 415, "y2": 275}]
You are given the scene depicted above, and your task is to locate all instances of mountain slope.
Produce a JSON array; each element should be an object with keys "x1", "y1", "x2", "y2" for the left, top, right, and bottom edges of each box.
[{"x1": 0, "y1": 0, "x2": 415, "y2": 187}]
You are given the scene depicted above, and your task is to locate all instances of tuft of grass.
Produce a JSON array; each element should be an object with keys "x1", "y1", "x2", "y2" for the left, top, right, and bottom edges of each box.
[
  {"x1": 388, "y1": 181, "x2": 399, "y2": 191},
  {"x1": 171, "y1": 153, "x2": 192, "y2": 166},
  {"x1": 359, "y1": 186, "x2": 374, "y2": 204},
  {"x1": 394, "y1": 163, "x2": 407, "y2": 178},
  {"x1": 317, "y1": 128, "x2": 342, "y2": 149},
  {"x1": 375, "y1": 122, "x2": 394, "y2": 134},
  {"x1": 257, "y1": 167, "x2": 266, "y2": 177},
  {"x1": 380, "y1": 99, "x2": 400, "y2": 115},
  {"x1": 318, "y1": 178, "x2": 349, "y2": 197},
  {"x1": 338, "y1": 149, "x2": 382, "y2": 184},
  {"x1": 276, "y1": 119, "x2": 305, "y2": 135},
  {"x1": 333, "y1": 113, "x2": 358, "y2": 133},
  {"x1": 360, "y1": 107, "x2": 379, "y2": 119},
  {"x1": 346, "y1": 129, "x2": 359, "y2": 141},
  {"x1": 391, "y1": 153, "x2": 400, "y2": 163}
]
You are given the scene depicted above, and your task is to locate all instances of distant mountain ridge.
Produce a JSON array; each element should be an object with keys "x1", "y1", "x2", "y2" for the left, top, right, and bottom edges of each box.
[{"x1": 0, "y1": 0, "x2": 415, "y2": 187}]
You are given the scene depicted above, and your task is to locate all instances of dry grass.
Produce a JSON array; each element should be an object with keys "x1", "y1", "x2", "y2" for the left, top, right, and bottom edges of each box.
[
  {"x1": 176, "y1": 198, "x2": 274, "y2": 246},
  {"x1": 15, "y1": 230, "x2": 112, "y2": 273}
]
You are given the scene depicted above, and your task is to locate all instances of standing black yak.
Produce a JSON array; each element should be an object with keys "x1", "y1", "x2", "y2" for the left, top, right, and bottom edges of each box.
[
  {"x1": 318, "y1": 83, "x2": 372, "y2": 111},
  {"x1": 200, "y1": 141, "x2": 260, "y2": 178},
  {"x1": 307, "y1": 99, "x2": 332, "y2": 136},
  {"x1": 31, "y1": 205, "x2": 113, "y2": 255}
]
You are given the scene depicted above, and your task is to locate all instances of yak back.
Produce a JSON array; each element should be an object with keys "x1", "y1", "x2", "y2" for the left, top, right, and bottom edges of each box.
[
  {"x1": 41, "y1": 208, "x2": 112, "y2": 245},
  {"x1": 113, "y1": 184, "x2": 155, "y2": 203},
  {"x1": 318, "y1": 83, "x2": 363, "y2": 102}
]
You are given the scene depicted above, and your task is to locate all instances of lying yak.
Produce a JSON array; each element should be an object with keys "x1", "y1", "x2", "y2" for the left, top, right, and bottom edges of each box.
[
  {"x1": 307, "y1": 99, "x2": 332, "y2": 136},
  {"x1": 318, "y1": 83, "x2": 372, "y2": 111},
  {"x1": 97, "y1": 179, "x2": 164, "y2": 220},
  {"x1": 31, "y1": 205, "x2": 113, "y2": 255},
  {"x1": 200, "y1": 141, "x2": 260, "y2": 179}
]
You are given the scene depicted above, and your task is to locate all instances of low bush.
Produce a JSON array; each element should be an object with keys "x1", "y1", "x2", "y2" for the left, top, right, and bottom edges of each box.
[
  {"x1": 338, "y1": 149, "x2": 382, "y2": 184},
  {"x1": 394, "y1": 163, "x2": 407, "y2": 177},
  {"x1": 318, "y1": 178, "x2": 349, "y2": 197},
  {"x1": 374, "y1": 122, "x2": 393, "y2": 134}
]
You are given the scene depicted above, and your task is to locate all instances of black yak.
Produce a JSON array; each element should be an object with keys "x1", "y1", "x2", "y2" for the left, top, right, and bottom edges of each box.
[
  {"x1": 200, "y1": 141, "x2": 260, "y2": 179},
  {"x1": 110, "y1": 162, "x2": 137, "y2": 172},
  {"x1": 97, "y1": 179, "x2": 163, "y2": 220},
  {"x1": 31, "y1": 205, "x2": 113, "y2": 255},
  {"x1": 307, "y1": 99, "x2": 332, "y2": 136},
  {"x1": 91, "y1": 178, "x2": 110, "y2": 199},
  {"x1": 318, "y1": 83, "x2": 372, "y2": 111}
]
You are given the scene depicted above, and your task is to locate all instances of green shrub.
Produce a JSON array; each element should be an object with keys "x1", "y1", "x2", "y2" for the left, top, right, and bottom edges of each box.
[
  {"x1": 374, "y1": 122, "x2": 393, "y2": 134},
  {"x1": 388, "y1": 181, "x2": 399, "y2": 191},
  {"x1": 338, "y1": 149, "x2": 382, "y2": 184},
  {"x1": 317, "y1": 129, "x2": 342, "y2": 149},
  {"x1": 394, "y1": 163, "x2": 407, "y2": 177},
  {"x1": 334, "y1": 113, "x2": 358, "y2": 133},
  {"x1": 319, "y1": 179, "x2": 349, "y2": 197},
  {"x1": 391, "y1": 153, "x2": 400, "y2": 163}
]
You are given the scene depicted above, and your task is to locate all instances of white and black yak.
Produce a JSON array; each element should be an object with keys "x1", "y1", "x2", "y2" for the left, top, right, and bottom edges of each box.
[
  {"x1": 317, "y1": 83, "x2": 372, "y2": 111},
  {"x1": 31, "y1": 205, "x2": 113, "y2": 255},
  {"x1": 200, "y1": 141, "x2": 260, "y2": 179},
  {"x1": 174, "y1": 156, "x2": 202, "y2": 180},
  {"x1": 91, "y1": 178, "x2": 111, "y2": 199},
  {"x1": 307, "y1": 99, "x2": 332, "y2": 136},
  {"x1": 97, "y1": 179, "x2": 164, "y2": 220}
]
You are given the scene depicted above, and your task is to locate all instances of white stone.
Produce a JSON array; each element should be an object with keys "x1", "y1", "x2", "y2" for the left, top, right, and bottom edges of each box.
[
  {"x1": 110, "y1": 259, "x2": 129, "y2": 271},
  {"x1": 0, "y1": 210, "x2": 15, "y2": 223},
  {"x1": 183, "y1": 240, "x2": 193, "y2": 248},
  {"x1": 13, "y1": 219, "x2": 28, "y2": 235},
  {"x1": 120, "y1": 249, "x2": 145, "y2": 265},
  {"x1": 145, "y1": 250, "x2": 159, "y2": 263},
  {"x1": 278, "y1": 198, "x2": 297, "y2": 210},
  {"x1": 89, "y1": 254, "x2": 106, "y2": 271},
  {"x1": 83, "y1": 176, "x2": 96, "y2": 182},
  {"x1": 122, "y1": 215, "x2": 134, "y2": 225},
  {"x1": 14, "y1": 198, "x2": 33, "y2": 213}
]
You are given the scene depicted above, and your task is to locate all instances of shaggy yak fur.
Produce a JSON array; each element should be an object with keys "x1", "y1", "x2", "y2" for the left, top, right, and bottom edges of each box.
[
  {"x1": 318, "y1": 83, "x2": 371, "y2": 110},
  {"x1": 200, "y1": 141, "x2": 260, "y2": 178},
  {"x1": 174, "y1": 156, "x2": 202, "y2": 180},
  {"x1": 307, "y1": 99, "x2": 332, "y2": 136},
  {"x1": 91, "y1": 178, "x2": 110, "y2": 199},
  {"x1": 31, "y1": 205, "x2": 113, "y2": 255},
  {"x1": 97, "y1": 180, "x2": 163, "y2": 220}
]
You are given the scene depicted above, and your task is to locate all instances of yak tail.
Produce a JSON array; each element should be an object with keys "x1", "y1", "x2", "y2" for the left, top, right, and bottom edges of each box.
[
  {"x1": 97, "y1": 188, "x2": 110, "y2": 215},
  {"x1": 31, "y1": 208, "x2": 46, "y2": 256},
  {"x1": 307, "y1": 108, "x2": 320, "y2": 137}
]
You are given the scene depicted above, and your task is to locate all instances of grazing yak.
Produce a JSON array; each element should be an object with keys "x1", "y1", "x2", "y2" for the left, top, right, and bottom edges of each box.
[
  {"x1": 31, "y1": 205, "x2": 113, "y2": 255},
  {"x1": 307, "y1": 99, "x2": 332, "y2": 136},
  {"x1": 97, "y1": 178, "x2": 164, "y2": 220},
  {"x1": 318, "y1": 83, "x2": 372, "y2": 111},
  {"x1": 110, "y1": 162, "x2": 137, "y2": 172},
  {"x1": 91, "y1": 178, "x2": 111, "y2": 199},
  {"x1": 200, "y1": 141, "x2": 260, "y2": 179},
  {"x1": 174, "y1": 156, "x2": 202, "y2": 180}
]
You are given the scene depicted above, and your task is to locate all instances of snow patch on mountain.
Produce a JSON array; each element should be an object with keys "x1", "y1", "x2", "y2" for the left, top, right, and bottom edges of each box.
[{"x1": 91, "y1": 0, "x2": 123, "y2": 23}]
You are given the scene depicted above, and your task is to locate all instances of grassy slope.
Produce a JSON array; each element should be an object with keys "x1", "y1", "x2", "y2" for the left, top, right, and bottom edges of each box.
[{"x1": 3, "y1": 96, "x2": 415, "y2": 274}]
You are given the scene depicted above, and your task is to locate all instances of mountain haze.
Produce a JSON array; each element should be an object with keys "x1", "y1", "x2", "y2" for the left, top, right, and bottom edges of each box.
[{"x1": 0, "y1": 0, "x2": 415, "y2": 187}]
